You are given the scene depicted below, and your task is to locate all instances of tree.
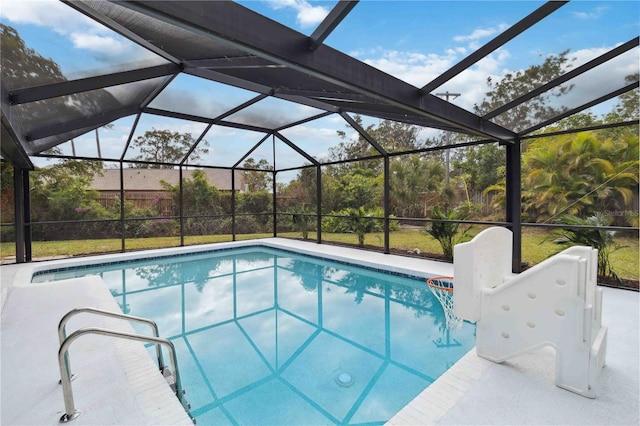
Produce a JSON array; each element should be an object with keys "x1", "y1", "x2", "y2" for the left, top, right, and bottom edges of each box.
[
  {"x1": 237, "y1": 191, "x2": 272, "y2": 216},
  {"x1": 289, "y1": 204, "x2": 313, "y2": 239},
  {"x1": 326, "y1": 168, "x2": 382, "y2": 211},
  {"x1": 0, "y1": 161, "x2": 15, "y2": 226},
  {"x1": 482, "y1": 166, "x2": 507, "y2": 212},
  {"x1": 332, "y1": 116, "x2": 424, "y2": 165},
  {"x1": 523, "y1": 132, "x2": 639, "y2": 223},
  {"x1": 553, "y1": 213, "x2": 622, "y2": 282},
  {"x1": 366, "y1": 119, "x2": 423, "y2": 152},
  {"x1": 390, "y1": 154, "x2": 443, "y2": 217},
  {"x1": 1, "y1": 24, "x2": 120, "y2": 149},
  {"x1": 452, "y1": 144, "x2": 504, "y2": 193},
  {"x1": 162, "y1": 170, "x2": 222, "y2": 217},
  {"x1": 278, "y1": 166, "x2": 317, "y2": 211},
  {"x1": 332, "y1": 115, "x2": 380, "y2": 162},
  {"x1": 130, "y1": 128, "x2": 208, "y2": 167},
  {"x1": 1, "y1": 24, "x2": 65, "y2": 88},
  {"x1": 30, "y1": 159, "x2": 104, "y2": 213},
  {"x1": 473, "y1": 50, "x2": 575, "y2": 131},
  {"x1": 605, "y1": 73, "x2": 639, "y2": 123},
  {"x1": 547, "y1": 111, "x2": 602, "y2": 132},
  {"x1": 340, "y1": 206, "x2": 383, "y2": 247},
  {"x1": 452, "y1": 51, "x2": 576, "y2": 206},
  {"x1": 601, "y1": 73, "x2": 639, "y2": 139},
  {"x1": 425, "y1": 205, "x2": 472, "y2": 261},
  {"x1": 29, "y1": 159, "x2": 109, "y2": 240},
  {"x1": 242, "y1": 158, "x2": 273, "y2": 191}
]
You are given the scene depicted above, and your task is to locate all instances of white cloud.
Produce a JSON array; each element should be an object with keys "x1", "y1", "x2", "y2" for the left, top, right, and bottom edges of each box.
[
  {"x1": 297, "y1": 4, "x2": 330, "y2": 27},
  {"x1": 349, "y1": 47, "x2": 382, "y2": 59},
  {"x1": 362, "y1": 50, "x2": 459, "y2": 87},
  {"x1": 350, "y1": 22, "x2": 515, "y2": 96},
  {"x1": 349, "y1": 17, "x2": 637, "y2": 117},
  {"x1": 434, "y1": 68, "x2": 495, "y2": 111},
  {"x1": 1, "y1": 0, "x2": 106, "y2": 36},
  {"x1": 70, "y1": 33, "x2": 129, "y2": 55},
  {"x1": 553, "y1": 46, "x2": 638, "y2": 113},
  {"x1": 453, "y1": 24, "x2": 509, "y2": 46},
  {"x1": 570, "y1": 45, "x2": 612, "y2": 68},
  {"x1": 571, "y1": 6, "x2": 609, "y2": 20},
  {"x1": 2, "y1": 0, "x2": 159, "y2": 71},
  {"x1": 266, "y1": 0, "x2": 330, "y2": 28}
]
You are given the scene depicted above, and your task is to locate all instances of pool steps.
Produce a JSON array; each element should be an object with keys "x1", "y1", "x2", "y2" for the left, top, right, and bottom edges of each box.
[
  {"x1": 57, "y1": 307, "x2": 195, "y2": 423},
  {"x1": 453, "y1": 226, "x2": 607, "y2": 398},
  {"x1": 162, "y1": 364, "x2": 191, "y2": 413}
]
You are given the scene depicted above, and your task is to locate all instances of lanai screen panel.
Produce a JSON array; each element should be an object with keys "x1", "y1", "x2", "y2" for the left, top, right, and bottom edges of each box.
[
  {"x1": 15, "y1": 76, "x2": 171, "y2": 154},
  {"x1": 493, "y1": 48, "x2": 640, "y2": 134},
  {"x1": 79, "y1": 0, "x2": 252, "y2": 62},
  {"x1": 32, "y1": 124, "x2": 107, "y2": 157},
  {"x1": 148, "y1": 74, "x2": 261, "y2": 120},
  {"x1": 236, "y1": 0, "x2": 339, "y2": 36},
  {"x1": 225, "y1": 97, "x2": 326, "y2": 130},
  {"x1": 123, "y1": 113, "x2": 209, "y2": 165},
  {"x1": 186, "y1": 125, "x2": 268, "y2": 168},
  {"x1": 279, "y1": 113, "x2": 346, "y2": 163},
  {"x1": 323, "y1": 1, "x2": 544, "y2": 90},
  {"x1": 0, "y1": 1, "x2": 170, "y2": 90},
  {"x1": 440, "y1": 2, "x2": 640, "y2": 116},
  {"x1": 50, "y1": 116, "x2": 138, "y2": 160},
  {"x1": 271, "y1": 136, "x2": 317, "y2": 170}
]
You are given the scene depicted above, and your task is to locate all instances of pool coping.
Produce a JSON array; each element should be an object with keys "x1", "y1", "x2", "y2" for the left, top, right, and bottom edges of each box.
[
  {"x1": 12, "y1": 238, "x2": 455, "y2": 289},
  {"x1": 1, "y1": 275, "x2": 194, "y2": 425}
]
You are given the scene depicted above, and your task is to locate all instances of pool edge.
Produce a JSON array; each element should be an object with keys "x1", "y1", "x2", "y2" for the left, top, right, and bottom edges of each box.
[{"x1": 386, "y1": 348, "x2": 491, "y2": 425}]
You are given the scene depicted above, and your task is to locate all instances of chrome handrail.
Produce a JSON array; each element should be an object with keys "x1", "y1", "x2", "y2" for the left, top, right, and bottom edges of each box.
[
  {"x1": 58, "y1": 307, "x2": 165, "y2": 382},
  {"x1": 58, "y1": 327, "x2": 185, "y2": 423}
]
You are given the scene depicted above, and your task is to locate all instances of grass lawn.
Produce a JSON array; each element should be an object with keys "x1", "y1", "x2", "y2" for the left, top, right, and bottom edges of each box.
[{"x1": 1, "y1": 228, "x2": 637, "y2": 281}]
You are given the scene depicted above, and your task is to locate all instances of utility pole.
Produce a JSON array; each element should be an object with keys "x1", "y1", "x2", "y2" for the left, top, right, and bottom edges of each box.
[{"x1": 435, "y1": 91, "x2": 461, "y2": 186}]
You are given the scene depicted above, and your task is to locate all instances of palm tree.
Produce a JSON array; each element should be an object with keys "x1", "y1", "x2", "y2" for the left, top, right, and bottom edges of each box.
[
  {"x1": 523, "y1": 132, "x2": 639, "y2": 222},
  {"x1": 425, "y1": 205, "x2": 472, "y2": 261},
  {"x1": 290, "y1": 204, "x2": 313, "y2": 239},
  {"x1": 553, "y1": 213, "x2": 621, "y2": 282},
  {"x1": 523, "y1": 136, "x2": 575, "y2": 218},
  {"x1": 342, "y1": 206, "x2": 382, "y2": 247},
  {"x1": 389, "y1": 154, "x2": 443, "y2": 217}
]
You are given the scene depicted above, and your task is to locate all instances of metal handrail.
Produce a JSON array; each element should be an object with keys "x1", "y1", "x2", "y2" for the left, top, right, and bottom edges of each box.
[
  {"x1": 58, "y1": 327, "x2": 185, "y2": 423},
  {"x1": 58, "y1": 307, "x2": 165, "y2": 383}
]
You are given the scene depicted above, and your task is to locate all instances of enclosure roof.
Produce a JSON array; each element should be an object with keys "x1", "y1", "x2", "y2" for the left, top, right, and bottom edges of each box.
[{"x1": 1, "y1": 0, "x2": 638, "y2": 170}]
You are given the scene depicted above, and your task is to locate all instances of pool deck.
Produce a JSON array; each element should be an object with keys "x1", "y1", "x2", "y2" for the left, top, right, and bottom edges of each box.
[{"x1": 1, "y1": 238, "x2": 639, "y2": 425}]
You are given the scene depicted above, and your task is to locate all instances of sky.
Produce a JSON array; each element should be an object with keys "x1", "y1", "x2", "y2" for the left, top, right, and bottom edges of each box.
[{"x1": 1, "y1": 0, "x2": 638, "y2": 171}]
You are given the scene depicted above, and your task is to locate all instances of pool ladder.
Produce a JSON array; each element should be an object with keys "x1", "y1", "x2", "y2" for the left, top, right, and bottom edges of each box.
[{"x1": 57, "y1": 307, "x2": 195, "y2": 423}]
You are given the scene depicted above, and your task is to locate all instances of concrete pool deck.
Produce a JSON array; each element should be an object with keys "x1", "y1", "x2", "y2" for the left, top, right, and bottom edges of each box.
[{"x1": 1, "y1": 238, "x2": 639, "y2": 425}]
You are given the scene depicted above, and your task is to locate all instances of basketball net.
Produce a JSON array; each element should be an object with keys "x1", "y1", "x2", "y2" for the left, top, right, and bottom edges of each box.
[{"x1": 427, "y1": 276, "x2": 463, "y2": 330}]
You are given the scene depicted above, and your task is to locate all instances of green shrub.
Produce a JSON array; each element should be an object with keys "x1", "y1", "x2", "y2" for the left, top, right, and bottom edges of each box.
[
  {"x1": 553, "y1": 213, "x2": 622, "y2": 282},
  {"x1": 133, "y1": 219, "x2": 179, "y2": 238},
  {"x1": 424, "y1": 205, "x2": 472, "y2": 261}
]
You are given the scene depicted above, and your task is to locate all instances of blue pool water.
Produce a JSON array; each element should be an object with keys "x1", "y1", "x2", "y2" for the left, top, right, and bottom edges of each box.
[{"x1": 34, "y1": 247, "x2": 475, "y2": 425}]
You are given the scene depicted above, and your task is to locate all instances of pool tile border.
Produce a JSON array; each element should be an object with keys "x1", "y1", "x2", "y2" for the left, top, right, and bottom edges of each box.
[{"x1": 31, "y1": 243, "x2": 430, "y2": 282}]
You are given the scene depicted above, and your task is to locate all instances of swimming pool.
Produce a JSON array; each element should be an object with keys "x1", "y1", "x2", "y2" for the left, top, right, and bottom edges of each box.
[{"x1": 34, "y1": 245, "x2": 475, "y2": 425}]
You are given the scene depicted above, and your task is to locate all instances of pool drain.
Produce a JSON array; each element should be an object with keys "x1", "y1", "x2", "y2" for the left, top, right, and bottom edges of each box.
[{"x1": 335, "y1": 372, "x2": 354, "y2": 387}]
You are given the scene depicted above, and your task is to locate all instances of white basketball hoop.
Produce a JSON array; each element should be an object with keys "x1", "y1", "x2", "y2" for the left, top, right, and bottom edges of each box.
[{"x1": 427, "y1": 276, "x2": 463, "y2": 330}]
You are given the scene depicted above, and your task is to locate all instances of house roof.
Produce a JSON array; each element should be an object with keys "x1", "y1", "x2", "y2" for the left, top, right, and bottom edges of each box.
[{"x1": 89, "y1": 168, "x2": 244, "y2": 192}]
